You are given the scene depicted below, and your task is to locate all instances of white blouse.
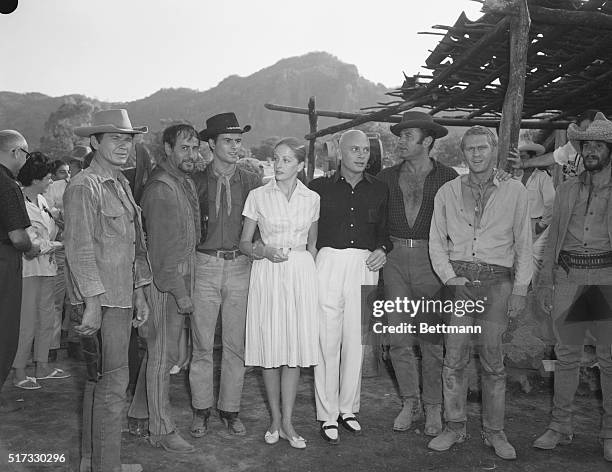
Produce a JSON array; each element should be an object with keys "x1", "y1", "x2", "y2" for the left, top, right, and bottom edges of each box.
[{"x1": 23, "y1": 194, "x2": 61, "y2": 277}]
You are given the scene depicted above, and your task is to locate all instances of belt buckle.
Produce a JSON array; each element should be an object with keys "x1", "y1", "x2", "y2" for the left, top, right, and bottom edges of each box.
[{"x1": 408, "y1": 239, "x2": 415, "y2": 248}]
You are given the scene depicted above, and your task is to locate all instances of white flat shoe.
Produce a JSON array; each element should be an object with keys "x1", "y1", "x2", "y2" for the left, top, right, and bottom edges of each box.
[
  {"x1": 264, "y1": 430, "x2": 279, "y2": 444},
  {"x1": 280, "y1": 430, "x2": 306, "y2": 449}
]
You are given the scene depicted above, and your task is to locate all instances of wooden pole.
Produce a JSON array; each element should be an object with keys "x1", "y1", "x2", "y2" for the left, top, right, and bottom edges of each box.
[
  {"x1": 307, "y1": 97, "x2": 317, "y2": 183},
  {"x1": 497, "y1": 0, "x2": 530, "y2": 169}
]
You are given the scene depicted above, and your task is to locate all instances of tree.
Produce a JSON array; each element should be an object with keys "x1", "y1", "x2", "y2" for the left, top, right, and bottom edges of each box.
[{"x1": 250, "y1": 136, "x2": 281, "y2": 161}]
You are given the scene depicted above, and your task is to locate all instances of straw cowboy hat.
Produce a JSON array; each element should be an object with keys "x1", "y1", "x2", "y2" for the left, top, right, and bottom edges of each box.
[
  {"x1": 74, "y1": 109, "x2": 148, "y2": 137},
  {"x1": 567, "y1": 112, "x2": 612, "y2": 143},
  {"x1": 390, "y1": 111, "x2": 448, "y2": 139},
  {"x1": 199, "y1": 112, "x2": 251, "y2": 141},
  {"x1": 518, "y1": 142, "x2": 545, "y2": 155}
]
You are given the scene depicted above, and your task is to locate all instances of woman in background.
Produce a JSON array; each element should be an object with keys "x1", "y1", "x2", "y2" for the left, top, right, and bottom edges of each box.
[{"x1": 239, "y1": 138, "x2": 319, "y2": 449}]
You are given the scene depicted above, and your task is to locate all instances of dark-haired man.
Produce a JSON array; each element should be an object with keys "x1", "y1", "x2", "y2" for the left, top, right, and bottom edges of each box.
[
  {"x1": 190, "y1": 113, "x2": 261, "y2": 437},
  {"x1": 127, "y1": 124, "x2": 201, "y2": 453},
  {"x1": 534, "y1": 113, "x2": 612, "y2": 462},
  {"x1": 66, "y1": 109, "x2": 152, "y2": 472}
]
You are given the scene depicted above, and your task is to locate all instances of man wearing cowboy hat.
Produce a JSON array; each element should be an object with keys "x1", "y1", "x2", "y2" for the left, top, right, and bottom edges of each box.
[
  {"x1": 64, "y1": 109, "x2": 152, "y2": 472},
  {"x1": 376, "y1": 111, "x2": 457, "y2": 436},
  {"x1": 428, "y1": 125, "x2": 532, "y2": 460},
  {"x1": 534, "y1": 112, "x2": 612, "y2": 462},
  {"x1": 189, "y1": 112, "x2": 261, "y2": 437}
]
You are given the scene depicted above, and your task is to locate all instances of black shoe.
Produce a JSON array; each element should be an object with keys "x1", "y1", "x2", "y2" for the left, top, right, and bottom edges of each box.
[
  {"x1": 219, "y1": 410, "x2": 246, "y2": 436},
  {"x1": 320, "y1": 423, "x2": 340, "y2": 445},
  {"x1": 190, "y1": 408, "x2": 210, "y2": 438}
]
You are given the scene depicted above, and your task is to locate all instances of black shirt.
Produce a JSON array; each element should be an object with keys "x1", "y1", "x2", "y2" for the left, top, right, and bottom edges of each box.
[
  {"x1": 309, "y1": 172, "x2": 392, "y2": 252},
  {"x1": 0, "y1": 164, "x2": 30, "y2": 241}
]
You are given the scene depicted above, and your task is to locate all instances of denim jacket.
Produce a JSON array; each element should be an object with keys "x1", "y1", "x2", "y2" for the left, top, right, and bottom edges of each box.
[{"x1": 63, "y1": 159, "x2": 152, "y2": 307}]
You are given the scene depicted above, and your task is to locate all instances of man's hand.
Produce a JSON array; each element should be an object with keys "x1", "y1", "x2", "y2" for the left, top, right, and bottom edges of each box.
[
  {"x1": 23, "y1": 243, "x2": 41, "y2": 260},
  {"x1": 75, "y1": 296, "x2": 102, "y2": 336},
  {"x1": 506, "y1": 149, "x2": 523, "y2": 170},
  {"x1": 251, "y1": 240, "x2": 265, "y2": 261},
  {"x1": 263, "y1": 246, "x2": 289, "y2": 263},
  {"x1": 132, "y1": 287, "x2": 150, "y2": 328},
  {"x1": 494, "y1": 167, "x2": 513, "y2": 182},
  {"x1": 446, "y1": 276, "x2": 476, "y2": 300},
  {"x1": 177, "y1": 295, "x2": 194, "y2": 315},
  {"x1": 537, "y1": 287, "x2": 553, "y2": 313},
  {"x1": 366, "y1": 248, "x2": 386, "y2": 272},
  {"x1": 507, "y1": 293, "x2": 526, "y2": 318}
]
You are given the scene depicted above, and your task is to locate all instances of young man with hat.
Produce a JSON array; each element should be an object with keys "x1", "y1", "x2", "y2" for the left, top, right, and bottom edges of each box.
[
  {"x1": 534, "y1": 112, "x2": 612, "y2": 462},
  {"x1": 376, "y1": 111, "x2": 457, "y2": 435},
  {"x1": 189, "y1": 112, "x2": 261, "y2": 437},
  {"x1": 64, "y1": 109, "x2": 152, "y2": 472},
  {"x1": 428, "y1": 125, "x2": 532, "y2": 460}
]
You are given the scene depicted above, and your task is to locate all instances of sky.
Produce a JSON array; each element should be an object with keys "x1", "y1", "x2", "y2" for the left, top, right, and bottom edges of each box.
[{"x1": 0, "y1": 0, "x2": 483, "y2": 102}]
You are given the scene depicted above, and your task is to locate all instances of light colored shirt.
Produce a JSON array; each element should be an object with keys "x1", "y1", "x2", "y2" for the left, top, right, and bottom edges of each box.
[
  {"x1": 553, "y1": 141, "x2": 580, "y2": 165},
  {"x1": 23, "y1": 194, "x2": 60, "y2": 277},
  {"x1": 429, "y1": 175, "x2": 533, "y2": 295},
  {"x1": 521, "y1": 169, "x2": 555, "y2": 225},
  {"x1": 243, "y1": 178, "x2": 319, "y2": 248}
]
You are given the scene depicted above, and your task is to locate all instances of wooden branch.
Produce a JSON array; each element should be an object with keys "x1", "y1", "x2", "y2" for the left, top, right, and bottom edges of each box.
[
  {"x1": 497, "y1": 0, "x2": 530, "y2": 169},
  {"x1": 307, "y1": 97, "x2": 317, "y2": 183},
  {"x1": 484, "y1": 3, "x2": 612, "y2": 30},
  {"x1": 264, "y1": 103, "x2": 571, "y2": 129}
]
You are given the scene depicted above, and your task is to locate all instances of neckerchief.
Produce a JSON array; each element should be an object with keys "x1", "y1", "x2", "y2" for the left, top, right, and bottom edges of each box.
[{"x1": 212, "y1": 165, "x2": 236, "y2": 216}]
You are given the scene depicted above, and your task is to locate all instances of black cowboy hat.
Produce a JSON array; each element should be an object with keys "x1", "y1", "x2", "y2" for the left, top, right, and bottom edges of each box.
[
  {"x1": 390, "y1": 111, "x2": 448, "y2": 139},
  {"x1": 198, "y1": 112, "x2": 252, "y2": 141}
]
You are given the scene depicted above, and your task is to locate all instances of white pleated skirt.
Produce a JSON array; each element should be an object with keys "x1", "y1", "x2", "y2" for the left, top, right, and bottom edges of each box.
[{"x1": 244, "y1": 250, "x2": 318, "y2": 368}]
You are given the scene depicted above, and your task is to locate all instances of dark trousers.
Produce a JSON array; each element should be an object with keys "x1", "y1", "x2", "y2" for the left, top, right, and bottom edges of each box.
[{"x1": 0, "y1": 244, "x2": 22, "y2": 389}]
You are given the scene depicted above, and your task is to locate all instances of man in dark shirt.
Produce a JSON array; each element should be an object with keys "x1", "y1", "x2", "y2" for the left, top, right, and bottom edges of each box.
[
  {"x1": 376, "y1": 112, "x2": 457, "y2": 436},
  {"x1": 189, "y1": 113, "x2": 261, "y2": 437},
  {"x1": 310, "y1": 129, "x2": 391, "y2": 444},
  {"x1": 0, "y1": 129, "x2": 38, "y2": 413}
]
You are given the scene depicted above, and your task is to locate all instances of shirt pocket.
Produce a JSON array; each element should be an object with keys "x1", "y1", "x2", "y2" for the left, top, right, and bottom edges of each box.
[{"x1": 101, "y1": 202, "x2": 126, "y2": 238}]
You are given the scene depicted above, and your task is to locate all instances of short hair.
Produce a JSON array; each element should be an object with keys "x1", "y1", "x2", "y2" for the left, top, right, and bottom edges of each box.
[
  {"x1": 163, "y1": 124, "x2": 199, "y2": 149},
  {"x1": 17, "y1": 151, "x2": 53, "y2": 187},
  {"x1": 576, "y1": 109, "x2": 600, "y2": 124},
  {"x1": 461, "y1": 126, "x2": 498, "y2": 150},
  {"x1": 51, "y1": 159, "x2": 68, "y2": 176},
  {"x1": 0, "y1": 130, "x2": 25, "y2": 153},
  {"x1": 274, "y1": 137, "x2": 307, "y2": 163}
]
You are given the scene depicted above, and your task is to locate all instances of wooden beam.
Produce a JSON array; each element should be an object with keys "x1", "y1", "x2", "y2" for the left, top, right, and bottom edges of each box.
[
  {"x1": 264, "y1": 103, "x2": 571, "y2": 129},
  {"x1": 497, "y1": 0, "x2": 530, "y2": 169},
  {"x1": 307, "y1": 97, "x2": 317, "y2": 183}
]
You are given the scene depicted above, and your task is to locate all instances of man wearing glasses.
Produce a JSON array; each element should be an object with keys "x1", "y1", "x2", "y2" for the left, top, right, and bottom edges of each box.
[{"x1": 0, "y1": 131, "x2": 39, "y2": 413}]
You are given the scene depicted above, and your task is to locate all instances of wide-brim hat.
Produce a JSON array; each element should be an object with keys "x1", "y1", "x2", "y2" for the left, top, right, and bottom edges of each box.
[
  {"x1": 518, "y1": 142, "x2": 545, "y2": 156},
  {"x1": 199, "y1": 112, "x2": 251, "y2": 141},
  {"x1": 567, "y1": 112, "x2": 612, "y2": 143},
  {"x1": 74, "y1": 109, "x2": 148, "y2": 137},
  {"x1": 390, "y1": 111, "x2": 448, "y2": 139}
]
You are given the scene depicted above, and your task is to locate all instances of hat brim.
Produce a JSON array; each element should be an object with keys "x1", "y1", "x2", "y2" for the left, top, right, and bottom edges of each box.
[
  {"x1": 199, "y1": 124, "x2": 251, "y2": 141},
  {"x1": 390, "y1": 120, "x2": 448, "y2": 139},
  {"x1": 567, "y1": 123, "x2": 612, "y2": 143},
  {"x1": 74, "y1": 125, "x2": 148, "y2": 137},
  {"x1": 518, "y1": 143, "x2": 545, "y2": 155}
]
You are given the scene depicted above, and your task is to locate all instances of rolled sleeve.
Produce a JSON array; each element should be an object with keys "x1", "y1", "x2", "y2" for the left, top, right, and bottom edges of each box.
[
  {"x1": 63, "y1": 184, "x2": 105, "y2": 298},
  {"x1": 512, "y1": 187, "x2": 533, "y2": 295},
  {"x1": 429, "y1": 189, "x2": 457, "y2": 284}
]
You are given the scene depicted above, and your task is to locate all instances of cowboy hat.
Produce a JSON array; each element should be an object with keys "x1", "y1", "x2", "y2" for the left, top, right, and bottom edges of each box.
[
  {"x1": 518, "y1": 142, "x2": 545, "y2": 156},
  {"x1": 199, "y1": 112, "x2": 251, "y2": 141},
  {"x1": 567, "y1": 112, "x2": 612, "y2": 144},
  {"x1": 74, "y1": 109, "x2": 148, "y2": 137},
  {"x1": 390, "y1": 111, "x2": 448, "y2": 139}
]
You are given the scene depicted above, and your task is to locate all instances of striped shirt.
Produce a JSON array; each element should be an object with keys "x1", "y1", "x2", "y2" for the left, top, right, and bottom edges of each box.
[{"x1": 243, "y1": 179, "x2": 319, "y2": 247}]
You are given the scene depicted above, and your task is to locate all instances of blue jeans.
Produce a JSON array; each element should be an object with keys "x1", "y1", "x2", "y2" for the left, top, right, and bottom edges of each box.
[
  {"x1": 80, "y1": 307, "x2": 132, "y2": 472},
  {"x1": 549, "y1": 266, "x2": 612, "y2": 439},
  {"x1": 383, "y1": 244, "x2": 444, "y2": 406},
  {"x1": 443, "y1": 261, "x2": 512, "y2": 432},
  {"x1": 190, "y1": 253, "x2": 250, "y2": 411}
]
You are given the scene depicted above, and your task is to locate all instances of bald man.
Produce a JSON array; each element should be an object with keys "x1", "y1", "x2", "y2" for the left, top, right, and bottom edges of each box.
[
  {"x1": 309, "y1": 130, "x2": 392, "y2": 444},
  {"x1": 0, "y1": 130, "x2": 39, "y2": 412}
]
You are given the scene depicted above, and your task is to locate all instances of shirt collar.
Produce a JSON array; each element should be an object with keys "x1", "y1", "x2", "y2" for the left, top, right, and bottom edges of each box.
[
  {"x1": 88, "y1": 158, "x2": 122, "y2": 182},
  {"x1": 266, "y1": 178, "x2": 311, "y2": 196},
  {"x1": 333, "y1": 170, "x2": 374, "y2": 185}
]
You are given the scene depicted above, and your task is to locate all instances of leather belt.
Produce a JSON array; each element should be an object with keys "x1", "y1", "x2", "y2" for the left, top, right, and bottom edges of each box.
[
  {"x1": 198, "y1": 249, "x2": 242, "y2": 260},
  {"x1": 390, "y1": 236, "x2": 428, "y2": 248},
  {"x1": 558, "y1": 250, "x2": 612, "y2": 274}
]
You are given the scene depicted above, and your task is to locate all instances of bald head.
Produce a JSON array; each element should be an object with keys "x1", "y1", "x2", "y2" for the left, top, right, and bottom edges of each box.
[
  {"x1": 0, "y1": 130, "x2": 28, "y2": 175},
  {"x1": 339, "y1": 129, "x2": 368, "y2": 152},
  {"x1": 339, "y1": 129, "x2": 370, "y2": 176},
  {"x1": 0, "y1": 130, "x2": 27, "y2": 153}
]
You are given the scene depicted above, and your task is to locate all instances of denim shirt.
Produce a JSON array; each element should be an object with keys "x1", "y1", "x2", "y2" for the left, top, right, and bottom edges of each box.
[{"x1": 63, "y1": 159, "x2": 152, "y2": 307}]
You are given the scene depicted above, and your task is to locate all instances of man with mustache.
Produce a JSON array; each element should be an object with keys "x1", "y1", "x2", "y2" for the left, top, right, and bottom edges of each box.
[
  {"x1": 190, "y1": 113, "x2": 261, "y2": 437},
  {"x1": 534, "y1": 112, "x2": 612, "y2": 462},
  {"x1": 127, "y1": 124, "x2": 200, "y2": 453}
]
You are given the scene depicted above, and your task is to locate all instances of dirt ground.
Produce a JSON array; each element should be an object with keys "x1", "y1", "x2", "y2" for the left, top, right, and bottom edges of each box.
[{"x1": 1, "y1": 354, "x2": 610, "y2": 472}]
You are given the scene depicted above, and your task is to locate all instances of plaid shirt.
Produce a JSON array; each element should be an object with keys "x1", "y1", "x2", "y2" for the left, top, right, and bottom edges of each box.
[{"x1": 377, "y1": 159, "x2": 457, "y2": 240}]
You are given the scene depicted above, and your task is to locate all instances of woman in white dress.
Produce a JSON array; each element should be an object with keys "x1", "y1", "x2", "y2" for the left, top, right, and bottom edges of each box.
[{"x1": 240, "y1": 138, "x2": 319, "y2": 449}]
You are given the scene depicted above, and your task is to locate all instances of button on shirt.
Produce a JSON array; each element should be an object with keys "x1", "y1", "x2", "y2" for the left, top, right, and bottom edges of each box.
[
  {"x1": 429, "y1": 175, "x2": 533, "y2": 295},
  {"x1": 309, "y1": 173, "x2": 392, "y2": 251}
]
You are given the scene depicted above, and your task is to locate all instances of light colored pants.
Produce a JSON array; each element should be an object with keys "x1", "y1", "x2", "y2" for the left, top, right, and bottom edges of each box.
[
  {"x1": 13, "y1": 275, "x2": 55, "y2": 369},
  {"x1": 189, "y1": 252, "x2": 251, "y2": 412},
  {"x1": 314, "y1": 248, "x2": 378, "y2": 422}
]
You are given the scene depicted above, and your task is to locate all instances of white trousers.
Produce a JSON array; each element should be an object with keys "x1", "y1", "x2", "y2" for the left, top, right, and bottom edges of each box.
[{"x1": 314, "y1": 247, "x2": 379, "y2": 422}]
